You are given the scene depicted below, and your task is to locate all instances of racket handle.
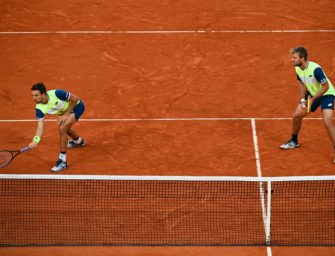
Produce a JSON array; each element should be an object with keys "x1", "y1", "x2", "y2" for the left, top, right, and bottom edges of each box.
[{"x1": 20, "y1": 146, "x2": 31, "y2": 153}]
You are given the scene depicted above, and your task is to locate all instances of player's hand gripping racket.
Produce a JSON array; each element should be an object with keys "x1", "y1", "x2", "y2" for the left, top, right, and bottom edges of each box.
[{"x1": 0, "y1": 146, "x2": 30, "y2": 169}]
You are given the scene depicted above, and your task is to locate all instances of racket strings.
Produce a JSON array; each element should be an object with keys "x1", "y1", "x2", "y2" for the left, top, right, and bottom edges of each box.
[{"x1": 0, "y1": 151, "x2": 13, "y2": 168}]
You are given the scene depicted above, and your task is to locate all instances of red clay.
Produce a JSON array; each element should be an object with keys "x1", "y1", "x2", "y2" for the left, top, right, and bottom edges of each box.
[
  {"x1": 1, "y1": 121, "x2": 258, "y2": 175},
  {"x1": 1, "y1": 0, "x2": 335, "y2": 255},
  {"x1": 1, "y1": 0, "x2": 335, "y2": 31},
  {"x1": 0, "y1": 33, "x2": 334, "y2": 119}
]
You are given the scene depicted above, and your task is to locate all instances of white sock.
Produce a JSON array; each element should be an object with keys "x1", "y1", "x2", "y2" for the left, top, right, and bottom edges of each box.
[
  {"x1": 59, "y1": 153, "x2": 67, "y2": 162},
  {"x1": 74, "y1": 137, "x2": 82, "y2": 144}
]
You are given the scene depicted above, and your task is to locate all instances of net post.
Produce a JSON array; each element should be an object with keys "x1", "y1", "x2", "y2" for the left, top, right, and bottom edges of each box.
[{"x1": 266, "y1": 181, "x2": 272, "y2": 246}]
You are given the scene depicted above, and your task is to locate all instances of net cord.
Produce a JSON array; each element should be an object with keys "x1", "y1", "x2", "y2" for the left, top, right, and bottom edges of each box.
[{"x1": 0, "y1": 174, "x2": 334, "y2": 182}]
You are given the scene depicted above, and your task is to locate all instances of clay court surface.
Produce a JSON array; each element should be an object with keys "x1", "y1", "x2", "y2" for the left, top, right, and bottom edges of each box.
[{"x1": 1, "y1": 0, "x2": 335, "y2": 255}]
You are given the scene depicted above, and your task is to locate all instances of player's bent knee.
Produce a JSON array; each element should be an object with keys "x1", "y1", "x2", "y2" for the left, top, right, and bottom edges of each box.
[
  {"x1": 58, "y1": 124, "x2": 70, "y2": 134},
  {"x1": 293, "y1": 108, "x2": 308, "y2": 119},
  {"x1": 293, "y1": 113, "x2": 303, "y2": 120}
]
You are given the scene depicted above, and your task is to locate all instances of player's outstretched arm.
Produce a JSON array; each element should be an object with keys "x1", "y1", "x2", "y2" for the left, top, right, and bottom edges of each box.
[{"x1": 29, "y1": 119, "x2": 44, "y2": 149}]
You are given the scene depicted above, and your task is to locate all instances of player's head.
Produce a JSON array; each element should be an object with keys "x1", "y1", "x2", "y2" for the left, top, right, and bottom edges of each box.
[
  {"x1": 290, "y1": 46, "x2": 308, "y2": 66},
  {"x1": 31, "y1": 82, "x2": 47, "y2": 103}
]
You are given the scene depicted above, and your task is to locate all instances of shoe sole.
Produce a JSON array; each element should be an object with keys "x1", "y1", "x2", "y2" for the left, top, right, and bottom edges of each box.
[
  {"x1": 280, "y1": 144, "x2": 300, "y2": 150},
  {"x1": 51, "y1": 165, "x2": 68, "y2": 172},
  {"x1": 67, "y1": 144, "x2": 85, "y2": 148},
  {"x1": 67, "y1": 141, "x2": 86, "y2": 148}
]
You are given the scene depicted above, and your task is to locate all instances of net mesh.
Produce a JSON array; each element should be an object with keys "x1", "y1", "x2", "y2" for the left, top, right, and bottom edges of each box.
[
  {"x1": 271, "y1": 180, "x2": 335, "y2": 245},
  {"x1": 0, "y1": 175, "x2": 334, "y2": 246},
  {"x1": 0, "y1": 151, "x2": 12, "y2": 168}
]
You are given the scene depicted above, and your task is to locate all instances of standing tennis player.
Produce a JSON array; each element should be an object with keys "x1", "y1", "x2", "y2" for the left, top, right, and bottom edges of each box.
[
  {"x1": 280, "y1": 46, "x2": 335, "y2": 162},
  {"x1": 29, "y1": 82, "x2": 86, "y2": 172}
]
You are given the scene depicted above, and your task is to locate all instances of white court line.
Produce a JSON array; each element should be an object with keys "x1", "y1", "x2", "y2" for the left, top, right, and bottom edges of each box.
[
  {"x1": 0, "y1": 29, "x2": 334, "y2": 35},
  {"x1": 251, "y1": 118, "x2": 272, "y2": 255},
  {"x1": 251, "y1": 119, "x2": 266, "y2": 224},
  {"x1": 0, "y1": 117, "x2": 324, "y2": 122}
]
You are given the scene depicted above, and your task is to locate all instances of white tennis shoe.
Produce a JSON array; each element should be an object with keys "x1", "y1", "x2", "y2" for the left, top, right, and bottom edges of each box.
[
  {"x1": 51, "y1": 159, "x2": 68, "y2": 172},
  {"x1": 280, "y1": 139, "x2": 300, "y2": 149}
]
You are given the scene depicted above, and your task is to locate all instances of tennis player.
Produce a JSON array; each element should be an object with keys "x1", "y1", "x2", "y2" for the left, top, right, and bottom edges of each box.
[
  {"x1": 280, "y1": 46, "x2": 335, "y2": 162},
  {"x1": 28, "y1": 82, "x2": 86, "y2": 172}
]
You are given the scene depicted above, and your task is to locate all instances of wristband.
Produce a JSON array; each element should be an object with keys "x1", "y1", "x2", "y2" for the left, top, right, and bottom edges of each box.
[
  {"x1": 33, "y1": 136, "x2": 41, "y2": 143},
  {"x1": 300, "y1": 98, "x2": 306, "y2": 103}
]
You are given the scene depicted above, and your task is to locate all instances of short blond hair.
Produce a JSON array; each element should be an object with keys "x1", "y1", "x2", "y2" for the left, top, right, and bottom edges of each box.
[{"x1": 290, "y1": 46, "x2": 308, "y2": 60}]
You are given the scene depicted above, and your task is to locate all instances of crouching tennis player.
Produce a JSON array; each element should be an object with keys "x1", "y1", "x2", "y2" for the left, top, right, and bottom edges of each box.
[
  {"x1": 280, "y1": 46, "x2": 335, "y2": 163},
  {"x1": 29, "y1": 82, "x2": 86, "y2": 172}
]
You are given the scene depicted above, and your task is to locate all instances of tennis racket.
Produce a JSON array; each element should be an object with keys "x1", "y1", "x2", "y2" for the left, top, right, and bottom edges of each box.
[
  {"x1": 307, "y1": 95, "x2": 312, "y2": 113},
  {"x1": 0, "y1": 146, "x2": 30, "y2": 169}
]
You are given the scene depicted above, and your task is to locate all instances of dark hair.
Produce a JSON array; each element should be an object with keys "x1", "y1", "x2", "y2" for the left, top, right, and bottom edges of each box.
[
  {"x1": 290, "y1": 46, "x2": 308, "y2": 61},
  {"x1": 31, "y1": 82, "x2": 47, "y2": 94}
]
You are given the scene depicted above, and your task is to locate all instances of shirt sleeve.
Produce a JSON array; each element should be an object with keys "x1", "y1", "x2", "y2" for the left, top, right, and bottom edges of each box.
[
  {"x1": 296, "y1": 75, "x2": 302, "y2": 81},
  {"x1": 36, "y1": 109, "x2": 45, "y2": 120},
  {"x1": 55, "y1": 89, "x2": 71, "y2": 101},
  {"x1": 314, "y1": 67, "x2": 327, "y2": 84}
]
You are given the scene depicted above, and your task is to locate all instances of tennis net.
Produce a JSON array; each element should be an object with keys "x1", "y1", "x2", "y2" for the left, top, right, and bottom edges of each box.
[{"x1": 0, "y1": 174, "x2": 334, "y2": 246}]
